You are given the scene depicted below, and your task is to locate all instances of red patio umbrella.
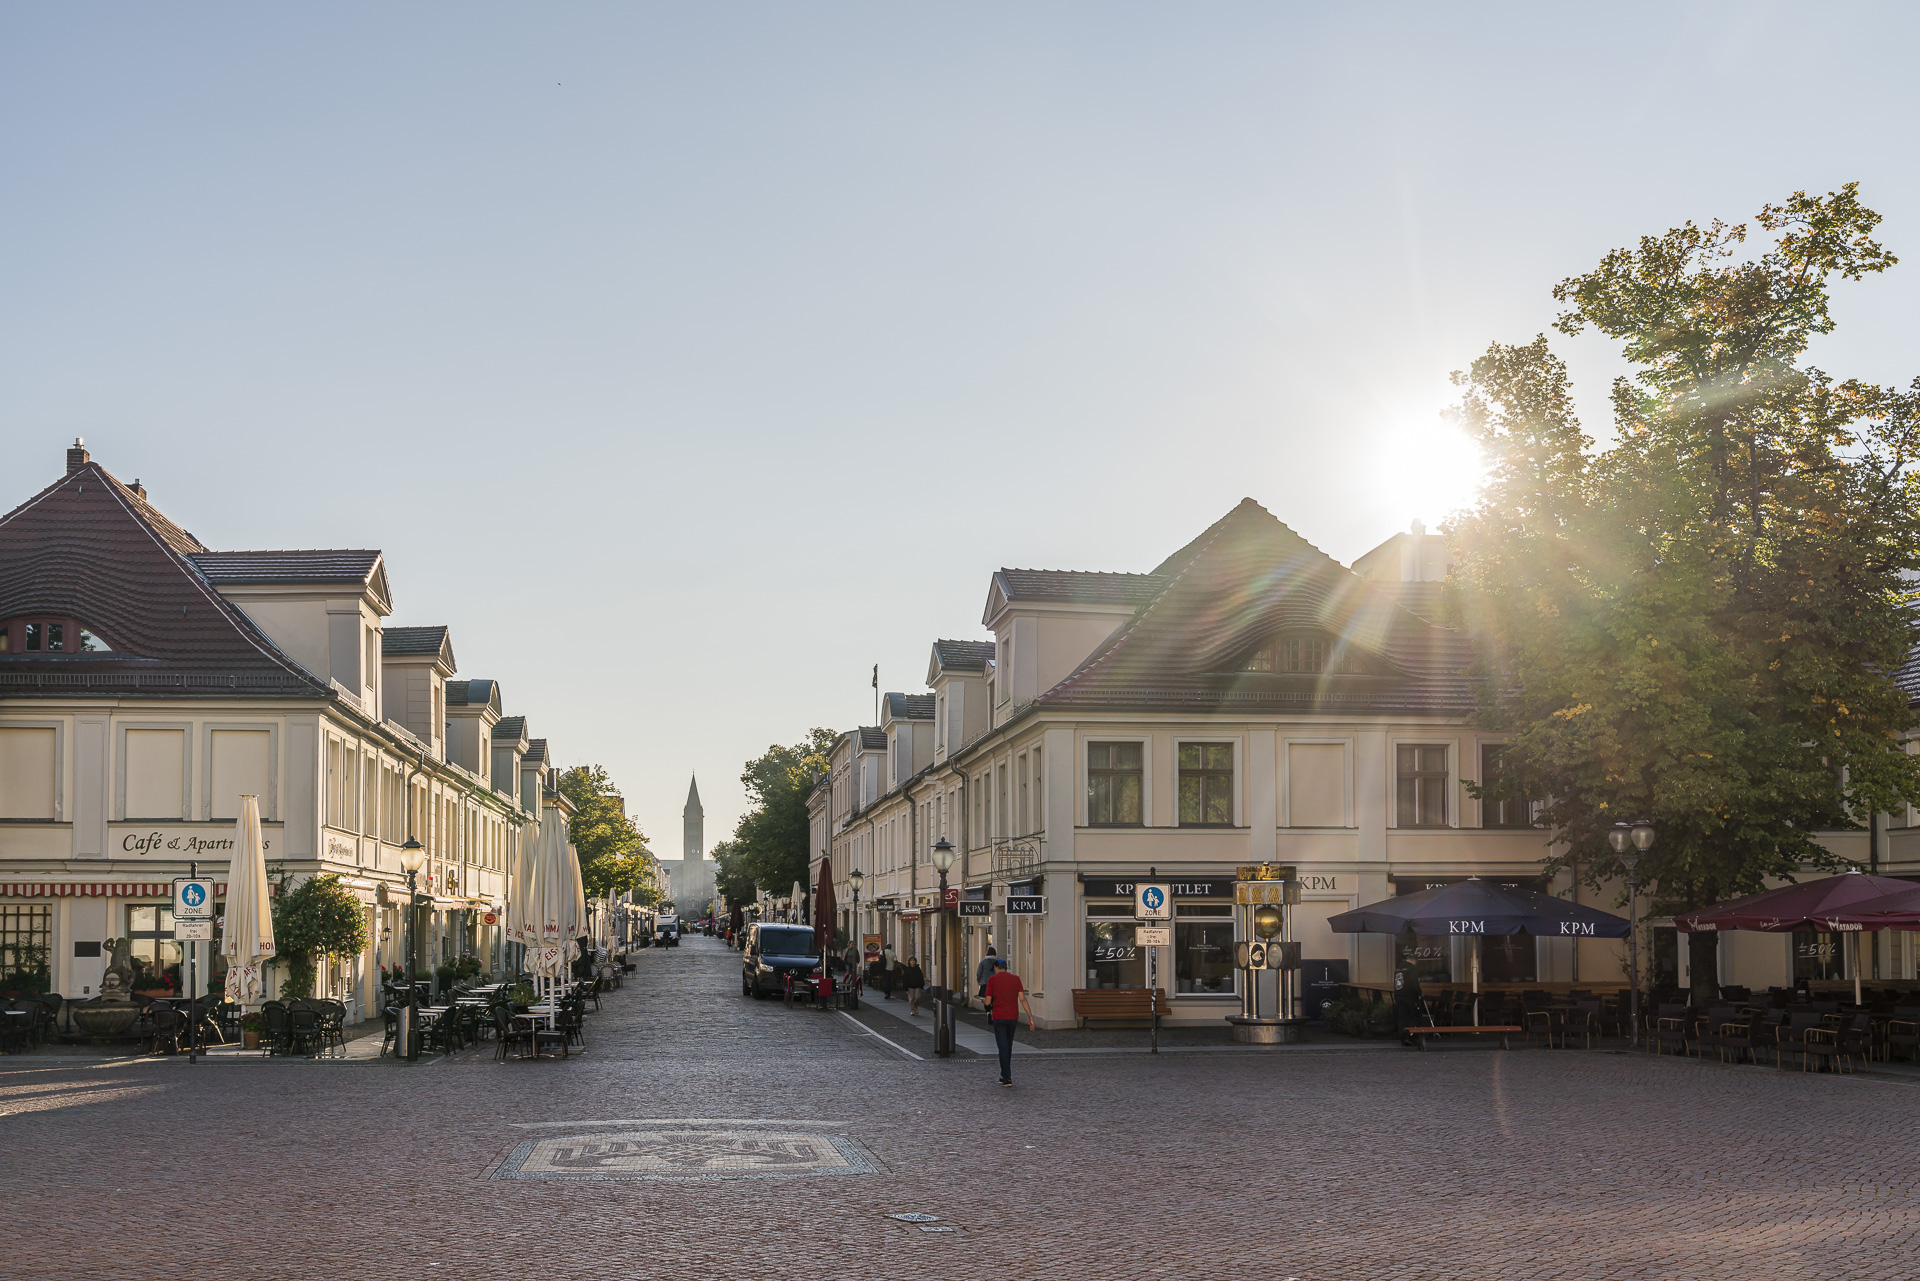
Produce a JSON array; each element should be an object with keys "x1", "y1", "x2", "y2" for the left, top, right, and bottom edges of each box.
[
  {"x1": 1676, "y1": 870, "x2": 1918, "y2": 1004},
  {"x1": 1831, "y1": 883, "x2": 1920, "y2": 930},
  {"x1": 813, "y1": 858, "x2": 836, "y2": 956}
]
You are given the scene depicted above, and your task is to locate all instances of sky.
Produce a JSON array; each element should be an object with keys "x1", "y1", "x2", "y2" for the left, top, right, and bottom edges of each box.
[{"x1": 5, "y1": 5, "x2": 1920, "y2": 851}]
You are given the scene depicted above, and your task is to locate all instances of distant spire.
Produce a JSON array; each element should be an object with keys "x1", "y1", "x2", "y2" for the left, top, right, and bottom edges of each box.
[
  {"x1": 684, "y1": 774, "x2": 703, "y2": 817},
  {"x1": 683, "y1": 773, "x2": 704, "y2": 863}
]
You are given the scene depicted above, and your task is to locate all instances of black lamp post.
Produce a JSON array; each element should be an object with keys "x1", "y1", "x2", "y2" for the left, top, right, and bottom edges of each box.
[
  {"x1": 398, "y1": 837, "x2": 426, "y2": 1061},
  {"x1": 1608, "y1": 820, "x2": 1655, "y2": 1049},
  {"x1": 931, "y1": 838, "x2": 956, "y2": 1057},
  {"x1": 847, "y1": 866, "x2": 864, "y2": 977}
]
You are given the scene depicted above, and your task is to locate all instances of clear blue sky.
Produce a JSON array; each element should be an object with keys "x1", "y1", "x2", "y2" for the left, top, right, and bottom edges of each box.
[{"x1": 4, "y1": 5, "x2": 1918, "y2": 849}]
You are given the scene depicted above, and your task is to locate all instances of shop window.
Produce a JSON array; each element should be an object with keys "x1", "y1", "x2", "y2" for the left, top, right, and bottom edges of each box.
[
  {"x1": 1478, "y1": 745, "x2": 1534, "y2": 828},
  {"x1": 1174, "y1": 904, "x2": 1235, "y2": 995},
  {"x1": 1395, "y1": 932, "x2": 1450, "y2": 984},
  {"x1": 126, "y1": 905, "x2": 181, "y2": 993},
  {"x1": 1650, "y1": 925, "x2": 1680, "y2": 992},
  {"x1": 1396, "y1": 745, "x2": 1449, "y2": 827},
  {"x1": 1479, "y1": 931, "x2": 1536, "y2": 983},
  {"x1": 0, "y1": 905, "x2": 53, "y2": 990},
  {"x1": 1177, "y1": 743, "x2": 1233, "y2": 826},
  {"x1": 1084, "y1": 917, "x2": 1144, "y2": 989},
  {"x1": 1086, "y1": 742, "x2": 1143, "y2": 826},
  {"x1": 1793, "y1": 929, "x2": 1846, "y2": 982}
]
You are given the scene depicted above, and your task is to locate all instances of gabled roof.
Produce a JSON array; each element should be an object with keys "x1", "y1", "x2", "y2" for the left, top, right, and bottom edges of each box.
[
  {"x1": 493, "y1": 715, "x2": 528, "y2": 741},
  {"x1": 858, "y1": 726, "x2": 887, "y2": 751},
  {"x1": 989, "y1": 568, "x2": 1166, "y2": 611},
  {"x1": 189, "y1": 550, "x2": 392, "y2": 613},
  {"x1": 1036, "y1": 498, "x2": 1476, "y2": 715},
  {"x1": 884, "y1": 692, "x2": 935, "y2": 721},
  {"x1": 524, "y1": 737, "x2": 549, "y2": 764},
  {"x1": 931, "y1": 638, "x2": 996, "y2": 672},
  {"x1": 0, "y1": 453, "x2": 330, "y2": 697},
  {"x1": 445, "y1": 678, "x2": 499, "y2": 712},
  {"x1": 382, "y1": 625, "x2": 454, "y2": 670}
]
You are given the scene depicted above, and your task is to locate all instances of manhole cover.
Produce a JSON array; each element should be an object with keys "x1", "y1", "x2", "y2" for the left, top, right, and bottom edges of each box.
[
  {"x1": 491, "y1": 1130, "x2": 881, "y2": 1182},
  {"x1": 888, "y1": 1213, "x2": 941, "y2": 1223}
]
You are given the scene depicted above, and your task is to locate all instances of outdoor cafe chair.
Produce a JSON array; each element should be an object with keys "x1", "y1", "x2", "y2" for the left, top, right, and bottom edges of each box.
[
  {"x1": 146, "y1": 1005, "x2": 183, "y2": 1056},
  {"x1": 423, "y1": 1008, "x2": 463, "y2": 1057},
  {"x1": 492, "y1": 1006, "x2": 535, "y2": 1061},
  {"x1": 1692, "y1": 1006, "x2": 1738, "y2": 1060},
  {"x1": 1774, "y1": 1013, "x2": 1825, "y2": 1069},
  {"x1": 286, "y1": 1006, "x2": 323, "y2": 1057},
  {"x1": 260, "y1": 1001, "x2": 292, "y2": 1056},
  {"x1": 1650, "y1": 1003, "x2": 1690, "y2": 1056},
  {"x1": 1523, "y1": 1004, "x2": 1561, "y2": 1049},
  {"x1": 1566, "y1": 1000, "x2": 1604, "y2": 1050},
  {"x1": 1884, "y1": 1007, "x2": 1920, "y2": 1063},
  {"x1": 1712, "y1": 1012, "x2": 1762, "y2": 1066}
]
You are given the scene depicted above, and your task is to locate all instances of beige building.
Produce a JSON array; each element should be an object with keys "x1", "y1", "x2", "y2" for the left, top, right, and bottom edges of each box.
[
  {"x1": 808, "y1": 499, "x2": 1915, "y2": 1030},
  {"x1": 0, "y1": 442, "x2": 575, "y2": 1021}
]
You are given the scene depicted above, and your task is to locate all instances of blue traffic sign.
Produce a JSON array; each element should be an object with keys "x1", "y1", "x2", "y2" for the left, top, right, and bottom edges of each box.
[
  {"x1": 1142, "y1": 887, "x2": 1164, "y2": 911},
  {"x1": 181, "y1": 883, "x2": 206, "y2": 909}
]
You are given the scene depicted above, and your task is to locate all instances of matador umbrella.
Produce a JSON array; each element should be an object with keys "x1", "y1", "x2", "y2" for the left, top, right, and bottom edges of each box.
[
  {"x1": 1330, "y1": 879, "x2": 1630, "y2": 1025},
  {"x1": 814, "y1": 860, "x2": 836, "y2": 958},
  {"x1": 1678, "y1": 871, "x2": 1920, "y2": 1004}
]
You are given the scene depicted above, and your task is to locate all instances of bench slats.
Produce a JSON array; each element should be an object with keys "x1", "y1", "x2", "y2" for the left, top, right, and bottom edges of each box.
[{"x1": 1071, "y1": 987, "x2": 1169, "y2": 1018}]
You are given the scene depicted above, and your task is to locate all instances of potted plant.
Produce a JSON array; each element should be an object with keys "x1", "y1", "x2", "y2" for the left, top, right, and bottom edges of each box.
[
  {"x1": 433, "y1": 963, "x2": 456, "y2": 995},
  {"x1": 239, "y1": 1011, "x2": 263, "y2": 1050},
  {"x1": 507, "y1": 981, "x2": 535, "y2": 1009}
]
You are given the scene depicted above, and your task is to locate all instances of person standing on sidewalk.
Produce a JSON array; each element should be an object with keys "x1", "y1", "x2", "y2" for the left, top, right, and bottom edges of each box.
[
  {"x1": 982, "y1": 956, "x2": 1033, "y2": 1087},
  {"x1": 903, "y1": 956, "x2": 925, "y2": 1016},
  {"x1": 881, "y1": 944, "x2": 897, "y2": 997}
]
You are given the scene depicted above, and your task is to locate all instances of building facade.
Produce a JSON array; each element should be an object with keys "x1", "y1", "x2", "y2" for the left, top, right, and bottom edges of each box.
[
  {"x1": 807, "y1": 499, "x2": 1908, "y2": 1030},
  {"x1": 0, "y1": 442, "x2": 578, "y2": 1020}
]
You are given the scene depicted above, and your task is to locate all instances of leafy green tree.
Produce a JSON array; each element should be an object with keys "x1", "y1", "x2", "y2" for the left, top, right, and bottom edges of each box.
[
  {"x1": 271, "y1": 873, "x2": 371, "y2": 999},
  {"x1": 710, "y1": 839, "x2": 755, "y2": 910},
  {"x1": 1449, "y1": 185, "x2": 1920, "y2": 991},
  {"x1": 556, "y1": 764, "x2": 659, "y2": 902},
  {"x1": 726, "y1": 729, "x2": 837, "y2": 900}
]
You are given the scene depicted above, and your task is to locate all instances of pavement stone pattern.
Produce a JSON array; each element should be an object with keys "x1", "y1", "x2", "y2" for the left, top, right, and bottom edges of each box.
[{"x1": 5, "y1": 935, "x2": 1918, "y2": 1280}]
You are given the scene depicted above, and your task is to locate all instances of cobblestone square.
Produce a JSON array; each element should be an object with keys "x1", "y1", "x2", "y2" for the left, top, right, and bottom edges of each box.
[{"x1": 5, "y1": 938, "x2": 1916, "y2": 1281}]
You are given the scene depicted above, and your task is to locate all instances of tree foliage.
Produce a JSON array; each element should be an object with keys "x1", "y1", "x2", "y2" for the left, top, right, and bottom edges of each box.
[
  {"x1": 556, "y1": 764, "x2": 658, "y2": 903},
  {"x1": 710, "y1": 839, "x2": 755, "y2": 910},
  {"x1": 271, "y1": 873, "x2": 371, "y2": 999},
  {"x1": 723, "y1": 728, "x2": 837, "y2": 903},
  {"x1": 1451, "y1": 184, "x2": 1920, "y2": 912}
]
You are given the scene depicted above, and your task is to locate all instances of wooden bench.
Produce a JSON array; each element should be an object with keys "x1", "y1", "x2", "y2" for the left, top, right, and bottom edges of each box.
[
  {"x1": 1408, "y1": 1025, "x2": 1521, "y2": 1050},
  {"x1": 1072, "y1": 988, "x2": 1171, "y2": 1051}
]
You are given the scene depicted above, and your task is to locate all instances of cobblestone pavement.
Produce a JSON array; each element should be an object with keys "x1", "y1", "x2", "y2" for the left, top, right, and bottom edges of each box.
[{"x1": 6, "y1": 936, "x2": 1918, "y2": 1280}]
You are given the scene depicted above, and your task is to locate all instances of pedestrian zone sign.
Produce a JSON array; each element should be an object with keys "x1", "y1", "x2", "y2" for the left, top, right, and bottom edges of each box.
[
  {"x1": 1134, "y1": 883, "x2": 1171, "y2": 921},
  {"x1": 173, "y1": 878, "x2": 216, "y2": 941}
]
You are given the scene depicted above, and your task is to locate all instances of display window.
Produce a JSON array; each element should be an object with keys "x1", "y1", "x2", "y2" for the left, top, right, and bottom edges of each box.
[
  {"x1": 1084, "y1": 898, "x2": 1238, "y2": 995},
  {"x1": 127, "y1": 904, "x2": 182, "y2": 992}
]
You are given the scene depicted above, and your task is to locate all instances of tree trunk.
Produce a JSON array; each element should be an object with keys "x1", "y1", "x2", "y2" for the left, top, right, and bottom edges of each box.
[{"x1": 1686, "y1": 930, "x2": 1720, "y2": 1005}]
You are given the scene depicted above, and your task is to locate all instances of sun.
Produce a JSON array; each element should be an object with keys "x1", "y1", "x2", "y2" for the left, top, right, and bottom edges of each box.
[{"x1": 1369, "y1": 417, "x2": 1489, "y2": 535}]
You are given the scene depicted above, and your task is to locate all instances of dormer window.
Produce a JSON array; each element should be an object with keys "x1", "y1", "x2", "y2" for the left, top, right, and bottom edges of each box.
[
  {"x1": 0, "y1": 617, "x2": 113, "y2": 653},
  {"x1": 1242, "y1": 635, "x2": 1357, "y2": 674}
]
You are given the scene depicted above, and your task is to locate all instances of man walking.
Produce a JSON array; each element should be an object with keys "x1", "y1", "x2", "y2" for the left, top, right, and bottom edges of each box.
[
  {"x1": 981, "y1": 956, "x2": 1033, "y2": 1087},
  {"x1": 881, "y1": 944, "x2": 897, "y2": 997}
]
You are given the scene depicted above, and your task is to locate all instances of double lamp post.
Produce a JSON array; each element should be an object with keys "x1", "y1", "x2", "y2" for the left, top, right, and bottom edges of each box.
[{"x1": 1606, "y1": 820, "x2": 1655, "y2": 1050}]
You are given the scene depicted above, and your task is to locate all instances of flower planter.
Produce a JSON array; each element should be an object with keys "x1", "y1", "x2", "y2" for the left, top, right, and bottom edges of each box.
[
  {"x1": 242, "y1": 1030, "x2": 260, "y2": 1050},
  {"x1": 133, "y1": 989, "x2": 174, "y2": 999}
]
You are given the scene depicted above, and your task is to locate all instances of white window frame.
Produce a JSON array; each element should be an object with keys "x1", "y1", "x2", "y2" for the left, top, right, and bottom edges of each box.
[
  {"x1": 1278, "y1": 735, "x2": 1355, "y2": 829},
  {"x1": 1171, "y1": 736, "x2": 1242, "y2": 829}
]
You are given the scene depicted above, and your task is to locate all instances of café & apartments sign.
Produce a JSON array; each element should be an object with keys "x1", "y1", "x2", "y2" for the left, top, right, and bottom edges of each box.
[{"x1": 114, "y1": 824, "x2": 280, "y2": 857}]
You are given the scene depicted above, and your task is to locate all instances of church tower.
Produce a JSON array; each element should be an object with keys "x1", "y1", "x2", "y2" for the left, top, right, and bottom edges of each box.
[{"x1": 683, "y1": 775, "x2": 704, "y2": 861}]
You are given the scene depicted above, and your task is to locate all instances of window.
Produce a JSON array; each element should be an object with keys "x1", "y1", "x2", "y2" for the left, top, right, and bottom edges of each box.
[
  {"x1": 0, "y1": 617, "x2": 112, "y2": 653},
  {"x1": 1479, "y1": 745, "x2": 1532, "y2": 828},
  {"x1": 1178, "y1": 743, "x2": 1234, "y2": 826},
  {"x1": 1085, "y1": 917, "x2": 1144, "y2": 988},
  {"x1": 0, "y1": 727, "x2": 57, "y2": 820},
  {"x1": 1086, "y1": 742, "x2": 1143, "y2": 826},
  {"x1": 1243, "y1": 635, "x2": 1360, "y2": 674},
  {"x1": 1174, "y1": 903, "x2": 1236, "y2": 995},
  {"x1": 125, "y1": 728, "x2": 185, "y2": 819},
  {"x1": 1793, "y1": 930, "x2": 1846, "y2": 982},
  {"x1": 127, "y1": 905, "x2": 181, "y2": 993},
  {"x1": 0, "y1": 905, "x2": 52, "y2": 988},
  {"x1": 1396, "y1": 745, "x2": 1449, "y2": 827}
]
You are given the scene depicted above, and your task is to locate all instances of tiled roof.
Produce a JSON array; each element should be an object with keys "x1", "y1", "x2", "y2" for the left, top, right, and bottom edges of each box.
[
  {"x1": 884, "y1": 692, "x2": 935, "y2": 720},
  {"x1": 932, "y1": 639, "x2": 996, "y2": 671},
  {"x1": 858, "y1": 726, "x2": 887, "y2": 750},
  {"x1": 493, "y1": 715, "x2": 527, "y2": 740},
  {"x1": 993, "y1": 568, "x2": 1167, "y2": 607},
  {"x1": 382, "y1": 625, "x2": 448, "y2": 657},
  {"x1": 1373, "y1": 581, "x2": 1450, "y2": 625},
  {"x1": 445, "y1": 678, "x2": 496, "y2": 707},
  {"x1": 1036, "y1": 498, "x2": 1477, "y2": 715},
  {"x1": 525, "y1": 737, "x2": 549, "y2": 763},
  {"x1": 0, "y1": 457, "x2": 330, "y2": 697},
  {"x1": 189, "y1": 550, "x2": 381, "y2": 586}
]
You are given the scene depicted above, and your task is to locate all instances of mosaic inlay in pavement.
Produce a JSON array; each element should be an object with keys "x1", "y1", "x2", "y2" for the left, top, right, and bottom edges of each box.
[{"x1": 491, "y1": 1129, "x2": 881, "y2": 1182}]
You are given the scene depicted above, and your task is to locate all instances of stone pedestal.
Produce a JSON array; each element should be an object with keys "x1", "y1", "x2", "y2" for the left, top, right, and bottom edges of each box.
[{"x1": 1227, "y1": 1015, "x2": 1305, "y2": 1044}]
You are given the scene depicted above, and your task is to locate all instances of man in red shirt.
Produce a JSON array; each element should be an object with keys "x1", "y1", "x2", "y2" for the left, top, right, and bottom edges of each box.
[{"x1": 981, "y1": 957, "x2": 1033, "y2": 1087}]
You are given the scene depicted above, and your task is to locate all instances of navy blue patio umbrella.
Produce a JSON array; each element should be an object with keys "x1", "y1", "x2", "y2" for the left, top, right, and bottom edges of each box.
[{"x1": 1329, "y1": 879, "x2": 1630, "y2": 1025}]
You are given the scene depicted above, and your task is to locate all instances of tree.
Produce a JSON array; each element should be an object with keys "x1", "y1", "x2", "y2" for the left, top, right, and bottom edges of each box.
[
  {"x1": 1449, "y1": 185, "x2": 1920, "y2": 991},
  {"x1": 710, "y1": 839, "x2": 755, "y2": 910},
  {"x1": 271, "y1": 873, "x2": 371, "y2": 999},
  {"x1": 726, "y1": 728, "x2": 837, "y2": 899},
  {"x1": 556, "y1": 764, "x2": 659, "y2": 903}
]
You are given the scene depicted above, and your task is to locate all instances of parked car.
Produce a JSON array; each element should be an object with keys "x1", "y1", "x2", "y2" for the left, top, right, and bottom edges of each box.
[{"x1": 741, "y1": 923, "x2": 818, "y2": 998}]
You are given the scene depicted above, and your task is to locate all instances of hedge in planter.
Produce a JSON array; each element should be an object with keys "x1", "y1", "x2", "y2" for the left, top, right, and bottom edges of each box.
[{"x1": 270, "y1": 873, "x2": 370, "y2": 999}]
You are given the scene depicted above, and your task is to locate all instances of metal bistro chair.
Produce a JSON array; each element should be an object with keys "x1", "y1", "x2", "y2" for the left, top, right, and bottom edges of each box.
[
  {"x1": 260, "y1": 1001, "x2": 292, "y2": 1057},
  {"x1": 493, "y1": 1005, "x2": 536, "y2": 1061},
  {"x1": 1773, "y1": 1013, "x2": 1825, "y2": 1070},
  {"x1": 1884, "y1": 1007, "x2": 1920, "y2": 1063},
  {"x1": 1649, "y1": 1003, "x2": 1691, "y2": 1056},
  {"x1": 286, "y1": 1005, "x2": 323, "y2": 1058},
  {"x1": 1691, "y1": 1006, "x2": 1738, "y2": 1061}
]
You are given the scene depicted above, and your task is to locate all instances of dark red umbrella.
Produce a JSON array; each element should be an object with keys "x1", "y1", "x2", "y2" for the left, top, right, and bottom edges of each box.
[
  {"x1": 813, "y1": 858, "x2": 836, "y2": 953},
  {"x1": 1674, "y1": 871, "x2": 1916, "y2": 933},
  {"x1": 1832, "y1": 883, "x2": 1920, "y2": 930}
]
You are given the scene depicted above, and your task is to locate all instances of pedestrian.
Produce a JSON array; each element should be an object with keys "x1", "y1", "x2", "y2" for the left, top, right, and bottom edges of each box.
[
  {"x1": 903, "y1": 955, "x2": 925, "y2": 1016},
  {"x1": 981, "y1": 956, "x2": 1033, "y2": 1087},
  {"x1": 1393, "y1": 952, "x2": 1424, "y2": 1047},
  {"x1": 975, "y1": 945, "x2": 998, "y2": 1006},
  {"x1": 881, "y1": 944, "x2": 897, "y2": 997}
]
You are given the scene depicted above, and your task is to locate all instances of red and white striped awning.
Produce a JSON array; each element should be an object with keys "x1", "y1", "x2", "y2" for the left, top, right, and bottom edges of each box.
[{"x1": 0, "y1": 882, "x2": 227, "y2": 898}]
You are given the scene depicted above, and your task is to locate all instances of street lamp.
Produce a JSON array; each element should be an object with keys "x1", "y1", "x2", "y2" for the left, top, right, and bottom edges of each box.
[
  {"x1": 1608, "y1": 821, "x2": 1655, "y2": 1050},
  {"x1": 930, "y1": 838, "x2": 956, "y2": 1057},
  {"x1": 397, "y1": 838, "x2": 426, "y2": 1061},
  {"x1": 847, "y1": 867, "x2": 864, "y2": 977}
]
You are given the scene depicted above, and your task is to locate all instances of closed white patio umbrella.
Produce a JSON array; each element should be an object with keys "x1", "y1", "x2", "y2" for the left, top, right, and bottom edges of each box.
[
  {"x1": 221, "y1": 795, "x2": 275, "y2": 1005},
  {"x1": 505, "y1": 818, "x2": 540, "y2": 959},
  {"x1": 529, "y1": 808, "x2": 585, "y2": 982}
]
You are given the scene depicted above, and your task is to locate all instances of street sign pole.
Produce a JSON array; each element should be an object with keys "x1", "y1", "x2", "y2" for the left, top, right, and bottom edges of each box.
[
  {"x1": 172, "y1": 864, "x2": 217, "y2": 1065},
  {"x1": 188, "y1": 860, "x2": 198, "y2": 1064}
]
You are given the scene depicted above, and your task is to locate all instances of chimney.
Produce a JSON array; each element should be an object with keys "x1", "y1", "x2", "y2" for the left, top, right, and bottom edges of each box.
[
  {"x1": 66, "y1": 437, "x2": 89, "y2": 476},
  {"x1": 130, "y1": 478, "x2": 147, "y2": 499}
]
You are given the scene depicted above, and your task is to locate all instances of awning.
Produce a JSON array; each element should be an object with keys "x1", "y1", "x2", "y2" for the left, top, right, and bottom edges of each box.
[{"x1": 0, "y1": 881, "x2": 227, "y2": 898}]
